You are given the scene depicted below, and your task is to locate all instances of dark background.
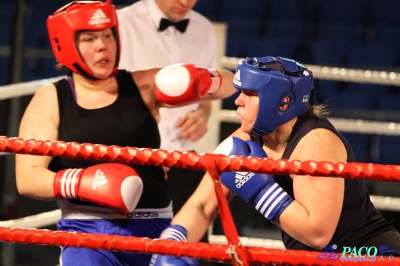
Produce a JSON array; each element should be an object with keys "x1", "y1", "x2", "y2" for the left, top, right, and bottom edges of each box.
[{"x1": 1, "y1": 0, "x2": 400, "y2": 265}]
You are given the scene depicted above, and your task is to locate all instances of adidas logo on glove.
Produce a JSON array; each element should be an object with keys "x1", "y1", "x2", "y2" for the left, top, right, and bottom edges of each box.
[
  {"x1": 92, "y1": 169, "x2": 108, "y2": 189},
  {"x1": 235, "y1": 171, "x2": 254, "y2": 188}
]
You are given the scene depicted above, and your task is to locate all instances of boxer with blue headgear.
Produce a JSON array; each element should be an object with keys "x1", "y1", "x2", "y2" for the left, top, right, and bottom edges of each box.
[
  {"x1": 233, "y1": 56, "x2": 314, "y2": 136},
  {"x1": 158, "y1": 55, "x2": 400, "y2": 257}
]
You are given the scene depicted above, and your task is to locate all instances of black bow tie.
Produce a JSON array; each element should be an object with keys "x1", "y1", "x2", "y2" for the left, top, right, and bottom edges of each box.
[{"x1": 158, "y1": 18, "x2": 189, "y2": 33}]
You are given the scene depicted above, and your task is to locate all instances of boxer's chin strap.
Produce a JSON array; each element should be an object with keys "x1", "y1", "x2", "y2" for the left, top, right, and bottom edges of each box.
[
  {"x1": 250, "y1": 134, "x2": 264, "y2": 147},
  {"x1": 73, "y1": 63, "x2": 99, "y2": 81}
]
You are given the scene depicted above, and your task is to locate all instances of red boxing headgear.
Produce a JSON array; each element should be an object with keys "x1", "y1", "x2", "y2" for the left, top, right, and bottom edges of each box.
[{"x1": 47, "y1": 0, "x2": 120, "y2": 79}]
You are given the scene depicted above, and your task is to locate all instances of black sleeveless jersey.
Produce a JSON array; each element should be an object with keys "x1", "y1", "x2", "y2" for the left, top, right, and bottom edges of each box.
[
  {"x1": 48, "y1": 70, "x2": 171, "y2": 209},
  {"x1": 274, "y1": 116, "x2": 376, "y2": 250}
]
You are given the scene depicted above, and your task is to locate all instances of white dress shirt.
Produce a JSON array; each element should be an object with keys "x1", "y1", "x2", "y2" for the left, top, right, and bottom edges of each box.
[{"x1": 117, "y1": 0, "x2": 217, "y2": 151}]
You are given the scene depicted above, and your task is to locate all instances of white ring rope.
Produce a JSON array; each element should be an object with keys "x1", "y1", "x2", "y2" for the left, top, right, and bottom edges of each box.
[
  {"x1": 1, "y1": 57, "x2": 400, "y2": 102},
  {"x1": 0, "y1": 209, "x2": 60, "y2": 229},
  {"x1": 0, "y1": 75, "x2": 65, "y2": 100},
  {"x1": 221, "y1": 56, "x2": 400, "y2": 87},
  {"x1": 208, "y1": 235, "x2": 285, "y2": 249},
  {"x1": 371, "y1": 195, "x2": 400, "y2": 212},
  {"x1": 220, "y1": 110, "x2": 400, "y2": 136}
]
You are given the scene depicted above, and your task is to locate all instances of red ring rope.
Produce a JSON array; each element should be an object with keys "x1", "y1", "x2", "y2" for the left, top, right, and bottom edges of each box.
[
  {"x1": 0, "y1": 226, "x2": 397, "y2": 265},
  {"x1": 1, "y1": 136, "x2": 399, "y2": 181},
  {"x1": 1, "y1": 136, "x2": 400, "y2": 265}
]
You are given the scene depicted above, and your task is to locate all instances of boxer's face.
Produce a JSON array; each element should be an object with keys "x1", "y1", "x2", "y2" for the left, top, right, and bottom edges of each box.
[
  {"x1": 235, "y1": 90, "x2": 259, "y2": 134},
  {"x1": 77, "y1": 28, "x2": 117, "y2": 79},
  {"x1": 155, "y1": 0, "x2": 198, "y2": 21}
]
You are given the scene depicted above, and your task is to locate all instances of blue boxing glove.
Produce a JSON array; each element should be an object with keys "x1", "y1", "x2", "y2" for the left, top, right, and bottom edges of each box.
[
  {"x1": 214, "y1": 137, "x2": 293, "y2": 222},
  {"x1": 150, "y1": 225, "x2": 198, "y2": 266}
]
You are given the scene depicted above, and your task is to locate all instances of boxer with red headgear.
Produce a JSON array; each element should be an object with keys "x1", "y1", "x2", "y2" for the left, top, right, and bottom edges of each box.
[
  {"x1": 47, "y1": 0, "x2": 120, "y2": 79},
  {"x1": 15, "y1": 1, "x2": 236, "y2": 265}
]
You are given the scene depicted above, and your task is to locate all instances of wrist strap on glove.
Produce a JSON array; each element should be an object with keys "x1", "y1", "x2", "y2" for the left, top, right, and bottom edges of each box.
[{"x1": 160, "y1": 225, "x2": 188, "y2": 241}]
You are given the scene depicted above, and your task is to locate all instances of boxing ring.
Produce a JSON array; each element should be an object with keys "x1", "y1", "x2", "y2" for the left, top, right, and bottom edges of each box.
[{"x1": 1, "y1": 59, "x2": 400, "y2": 265}]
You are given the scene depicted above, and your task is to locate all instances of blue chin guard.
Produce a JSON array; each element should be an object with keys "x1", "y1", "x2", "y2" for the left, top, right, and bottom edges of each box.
[{"x1": 233, "y1": 56, "x2": 314, "y2": 136}]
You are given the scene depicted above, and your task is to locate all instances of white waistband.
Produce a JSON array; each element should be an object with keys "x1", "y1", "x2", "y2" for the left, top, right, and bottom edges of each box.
[{"x1": 60, "y1": 201, "x2": 173, "y2": 220}]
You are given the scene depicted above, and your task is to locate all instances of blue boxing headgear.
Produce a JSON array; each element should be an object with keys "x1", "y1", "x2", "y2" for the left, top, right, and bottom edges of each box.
[{"x1": 233, "y1": 56, "x2": 314, "y2": 136}]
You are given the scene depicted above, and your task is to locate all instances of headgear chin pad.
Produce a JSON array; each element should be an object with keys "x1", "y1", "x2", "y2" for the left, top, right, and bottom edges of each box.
[
  {"x1": 47, "y1": 0, "x2": 119, "y2": 79},
  {"x1": 233, "y1": 56, "x2": 314, "y2": 136}
]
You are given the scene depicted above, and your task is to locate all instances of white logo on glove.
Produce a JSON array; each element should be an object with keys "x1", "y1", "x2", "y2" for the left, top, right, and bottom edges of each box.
[
  {"x1": 92, "y1": 169, "x2": 108, "y2": 189},
  {"x1": 235, "y1": 171, "x2": 254, "y2": 188}
]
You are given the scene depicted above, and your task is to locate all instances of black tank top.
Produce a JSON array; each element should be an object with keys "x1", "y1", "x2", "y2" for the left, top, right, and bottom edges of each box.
[
  {"x1": 48, "y1": 70, "x2": 171, "y2": 209},
  {"x1": 274, "y1": 116, "x2": 376, "y2": 250}
]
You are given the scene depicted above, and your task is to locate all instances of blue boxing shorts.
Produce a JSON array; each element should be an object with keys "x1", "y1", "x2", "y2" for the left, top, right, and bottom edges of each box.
[
  {"x1": 58, "y1": 218, "x2": 171, "y2": 266},
  {"x1": 57, "y1": 202, "x2": 172, "y2": 266}
]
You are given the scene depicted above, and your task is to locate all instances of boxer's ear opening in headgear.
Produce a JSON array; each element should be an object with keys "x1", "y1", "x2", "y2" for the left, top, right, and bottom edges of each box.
[
  {"x1": 47, "y1": 0, "x2": 120, "y2": 80},
  {"x1": 233, "y1": 56, "x2": 314, "y2": 136}
]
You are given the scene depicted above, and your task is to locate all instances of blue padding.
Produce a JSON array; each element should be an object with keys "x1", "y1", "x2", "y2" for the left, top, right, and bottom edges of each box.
[
  {"x1": 320, "y1": 0, "x2": 368, "y2": 23},
  {"x1": 0, "y1": 5, "x2": 13, "y2": 46},
  {"x1": 371, "y1": 0, "x2": 400, "y2": 25},
  {"x1": 346, "y1": 43, "x2": 397, "y2": 68},
  {"x1": 220, "y1": 0, "x2": 267, "y2": 21},
  {"x1": 378, "y1": 136, "x2": 400, "y2": 165},
  {"x1": 310, "y1": 40, "x2": 347, "y2": 66},
  {"x1": 245, "y1": 37, "x2": 302, "y2": 59},
  {"x1": 0, "y1": 57, "x2": 10, "y2": 85}
]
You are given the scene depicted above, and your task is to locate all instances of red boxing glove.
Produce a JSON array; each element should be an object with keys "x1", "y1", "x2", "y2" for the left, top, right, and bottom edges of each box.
[
  {"x1": 53, "y1": 163, "x2": 143, "y2": 216},
  {"x1": 155, "y1": 64, "x2": 221, "y2": 106}
]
